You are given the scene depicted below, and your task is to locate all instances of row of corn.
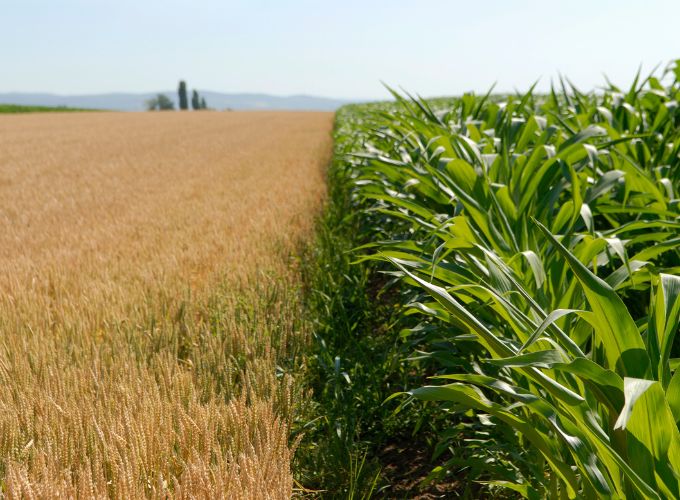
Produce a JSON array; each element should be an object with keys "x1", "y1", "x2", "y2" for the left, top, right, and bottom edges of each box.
[{"x1": 338, "y1": 62, "x2": 680, "y2": 498}]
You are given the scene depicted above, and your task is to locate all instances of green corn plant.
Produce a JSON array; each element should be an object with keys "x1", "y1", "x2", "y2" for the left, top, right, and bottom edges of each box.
[
  {"x1": 340, "y1": 63, "x2": 680, "y2": 497},
  {"x1": 388, "y1": 222, "x2": 680, "y2": 498},
  {"x1": 352, "y1": 84, "x2": 680, "y2": 326}
]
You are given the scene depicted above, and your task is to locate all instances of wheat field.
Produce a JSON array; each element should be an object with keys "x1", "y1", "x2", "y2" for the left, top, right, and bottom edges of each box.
[{"x1": 0, "y1": 111, "x2": 333, "y2": 498}]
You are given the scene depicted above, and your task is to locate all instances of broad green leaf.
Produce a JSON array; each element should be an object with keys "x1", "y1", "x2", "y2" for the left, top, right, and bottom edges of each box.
[
  {"x1": 486, "y1": 350, "x2": 566, "y2": 369},
  {"x1": 535, "y1": 220, "x2": 650, "y2": 378},
  {"x1": 410, "y1": 383, "x2": 581, "y2": 497},
  {"x1": 614, "y1": 378, "x2": 655, "y2": 430},
  {"x1": 622, "y1": 380, "x2": 680, "y2": 497}
]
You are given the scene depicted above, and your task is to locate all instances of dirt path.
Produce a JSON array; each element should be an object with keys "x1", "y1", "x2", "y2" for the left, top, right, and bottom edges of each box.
[{"x1": 0, "y1": 111, "x2": 333, "y2": 498}]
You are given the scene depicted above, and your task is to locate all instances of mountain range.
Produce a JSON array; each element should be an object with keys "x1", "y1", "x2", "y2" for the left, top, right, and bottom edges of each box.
[{"x1": 0, "y1": 91, "x2": 353, "y2": 111}]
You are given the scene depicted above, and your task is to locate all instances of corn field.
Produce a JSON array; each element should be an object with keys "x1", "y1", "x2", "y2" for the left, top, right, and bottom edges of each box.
[{"x1": 336, "y1": 62, "x2": 680, "y2": 497}]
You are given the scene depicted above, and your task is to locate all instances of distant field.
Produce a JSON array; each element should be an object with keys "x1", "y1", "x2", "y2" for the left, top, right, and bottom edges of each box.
[
  {"x1": 0, "y1": 111, "x2": 332, "y2": 496},
  {"x1": 0, "y1": 103, "x2": 95, "y2": 113}
]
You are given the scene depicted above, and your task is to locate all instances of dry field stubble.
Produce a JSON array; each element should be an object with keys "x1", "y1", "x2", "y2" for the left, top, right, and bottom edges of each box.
[{"x1": 0, "y1": 111, "x2": 333, "y2": 497}]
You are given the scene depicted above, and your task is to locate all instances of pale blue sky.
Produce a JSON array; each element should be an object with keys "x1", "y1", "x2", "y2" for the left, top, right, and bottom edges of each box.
[{"x1": 3, "y1": 0, "x2": 679, "y2": 100}]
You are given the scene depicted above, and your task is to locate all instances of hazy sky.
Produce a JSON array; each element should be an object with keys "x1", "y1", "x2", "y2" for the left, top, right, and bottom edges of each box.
[{"x1": 3, "y1": 0, "x2": 680, "y2": 100}]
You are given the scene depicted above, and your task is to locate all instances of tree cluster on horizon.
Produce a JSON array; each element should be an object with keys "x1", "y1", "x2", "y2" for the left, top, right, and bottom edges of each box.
[
  {"x1": 145, "y1": 81, "x2": 209, "y2": 111},
  {"x1": 179, "y1": 81, "x2": 208, "y2": 110},
  {"x1": 145, "y1": 94, "x2": 174, "y2": 111}
]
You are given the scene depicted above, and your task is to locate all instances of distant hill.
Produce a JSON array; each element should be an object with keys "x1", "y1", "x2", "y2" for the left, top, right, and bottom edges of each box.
[{"x1": 0, "y1": 91, "x2": 352, "y2": 111}]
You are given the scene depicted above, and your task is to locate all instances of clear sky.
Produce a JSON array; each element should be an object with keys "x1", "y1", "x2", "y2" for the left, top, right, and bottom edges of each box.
[{"x1": 2, "y1": 0, "x2": 679, "y2": 100}]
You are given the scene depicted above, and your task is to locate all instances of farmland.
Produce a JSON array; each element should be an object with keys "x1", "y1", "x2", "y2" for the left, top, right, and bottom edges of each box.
[
  {"x1": 0, "y1": 104, "x2": 93, "y2": 113},
  {"x1": 0, "y1": 111, "x2": 332, "y2": 497},
  {"x1": 311, "y1": 63, "x2": 680, "y2": 497},
  {"x1": 4, "y1": 63, "x2": 680, "y2": 499}
]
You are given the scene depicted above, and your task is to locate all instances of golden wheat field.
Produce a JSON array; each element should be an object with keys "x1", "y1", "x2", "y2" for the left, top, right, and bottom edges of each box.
[{"x1": 0, "y1": 111, "x2": 333, "y2": 498}]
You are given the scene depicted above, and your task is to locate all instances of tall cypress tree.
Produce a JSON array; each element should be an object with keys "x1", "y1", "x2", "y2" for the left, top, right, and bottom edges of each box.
[
  {"x1": 178, "y1": 81, "x2": 188, "y2": 110},
  {"x1": 200, "y1": 97, "x2": 207, "y2": 110},
  {"x1": 191, "y1": 90, "x2": 200, "y2": 110}
]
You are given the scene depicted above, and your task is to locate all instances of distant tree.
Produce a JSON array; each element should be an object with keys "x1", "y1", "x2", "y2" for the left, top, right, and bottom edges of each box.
[
  {"x1": 146, "y1": 94, "x2": 175, "y2": 111},
  {"x1": 178, "y1": 81, "x2": 188, "y2": 110},
  {"x1": 145, "y1": 97, "x2": 159, "y2": 111},
  {"x1": 191, "y1": 89, "x2": 200, "y2": 110},
  {"x1": 200, "y1": 97, "x2": 207, "y2": 110},
  {"x1": 157, "y1": 94, "x2": 175, "y2": 110}
]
